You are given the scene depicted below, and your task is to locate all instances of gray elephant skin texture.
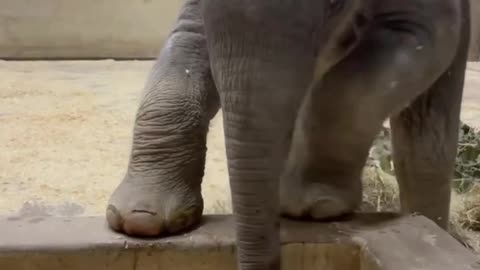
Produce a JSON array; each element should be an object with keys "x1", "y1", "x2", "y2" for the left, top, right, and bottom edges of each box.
[{"x1": 105, "y1": 0, "x2": 471, "y2": 270}]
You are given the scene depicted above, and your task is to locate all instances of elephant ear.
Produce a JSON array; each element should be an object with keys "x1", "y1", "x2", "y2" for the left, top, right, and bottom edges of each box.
[{"x1": 313, "y1": 0, "x2": 373, "y2": 80}]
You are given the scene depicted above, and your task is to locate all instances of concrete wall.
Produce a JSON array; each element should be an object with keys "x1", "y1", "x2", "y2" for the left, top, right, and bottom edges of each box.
[
  {"x1": 0, "y1": 0, "x2": 479, "y2": 60},
  {"x1": 0, "y1": 0, "x2": 183, "y2": 59}
]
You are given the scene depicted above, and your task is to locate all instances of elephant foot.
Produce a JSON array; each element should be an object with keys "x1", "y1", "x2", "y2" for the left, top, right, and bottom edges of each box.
[
  {"x1": 106, "y1": 174, "x2": 203, "y2": 237},
  {"x1": 279, "y1": 171, "x2": 362, "y2": 220}
]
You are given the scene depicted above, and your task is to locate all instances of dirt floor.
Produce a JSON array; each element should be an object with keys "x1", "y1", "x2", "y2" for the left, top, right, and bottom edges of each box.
[
  {"x1": 1, "y1": 60, "x2": 480, "y2": 219},
  {"x1": 0, "y1": 60, "x2": 230, "y2": 217}
]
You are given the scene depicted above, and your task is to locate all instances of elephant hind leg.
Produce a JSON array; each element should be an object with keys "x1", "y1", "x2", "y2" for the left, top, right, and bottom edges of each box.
[
  {"x1": 390, "y1": 0, "x2": 470, "y2": 230},
  {"x1": 390, "y1": 63, "x2": 465, "y2": 231}
]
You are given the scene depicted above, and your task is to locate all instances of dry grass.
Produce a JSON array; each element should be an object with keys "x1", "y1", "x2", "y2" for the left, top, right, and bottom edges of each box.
[
  {"x1": 362, "y1": 124, "x2": 480, "y2": 253},
  {"x1": 361, "y1": 166, "x2": 479, "y2": 249}
]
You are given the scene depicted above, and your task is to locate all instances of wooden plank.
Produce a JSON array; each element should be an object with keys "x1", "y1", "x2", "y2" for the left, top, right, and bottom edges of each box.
[{"x1": 0, "y1": 214, "x2": 476, "y2": 270}]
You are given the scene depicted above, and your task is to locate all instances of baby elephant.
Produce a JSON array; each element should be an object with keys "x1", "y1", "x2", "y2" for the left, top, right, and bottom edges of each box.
[{"x1": 106, "y1": 0, "x2": 471, "y2": 269}]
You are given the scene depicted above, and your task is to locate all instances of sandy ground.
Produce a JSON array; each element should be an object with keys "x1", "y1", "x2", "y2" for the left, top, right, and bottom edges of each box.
[{"x1": 1, "y1": 60, "x2": 480, "y2": 218}]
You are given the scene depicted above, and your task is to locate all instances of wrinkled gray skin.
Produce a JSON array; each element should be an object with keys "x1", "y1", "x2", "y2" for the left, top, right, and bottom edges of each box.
[{"x1": 106, "y1": 0, "x2": 471, "y2": 269}]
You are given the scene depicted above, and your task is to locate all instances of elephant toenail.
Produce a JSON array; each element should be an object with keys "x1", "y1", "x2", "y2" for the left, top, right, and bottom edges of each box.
[
  {"x1": 123, "y1": 212, "x2": 163, "y2": 236},
  {"x1": 132, "y1": 209, "x2": 157, "y2": 215},
  {"x1": 106, "y1": 205, "x2": 123, "y2": 231}
]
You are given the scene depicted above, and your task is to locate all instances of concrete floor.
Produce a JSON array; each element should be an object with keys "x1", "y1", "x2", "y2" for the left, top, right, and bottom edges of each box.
[{"x1": 1, "y1": 60, "x2": 480, "y2": 218}]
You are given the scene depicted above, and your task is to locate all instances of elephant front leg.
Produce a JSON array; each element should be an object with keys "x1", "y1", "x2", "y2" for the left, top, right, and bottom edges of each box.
[
  {"x1": 106, "y1": 0, "x2": 220, "y2": 237},
  {"x1": 281, "y1": 0, "x2": 464, "y2": 224}
]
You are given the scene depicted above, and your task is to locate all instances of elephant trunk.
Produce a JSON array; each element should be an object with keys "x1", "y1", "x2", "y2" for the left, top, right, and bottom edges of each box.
[
  {"x1": 200, "y1": 0, "x2": 369, "y2": 269},
  {"x1": 216, "y1": 65, "x2": 312, "y2": 270},
  {"x1": 222, "y1": 105, "x2": 291, "y2": 269}
]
